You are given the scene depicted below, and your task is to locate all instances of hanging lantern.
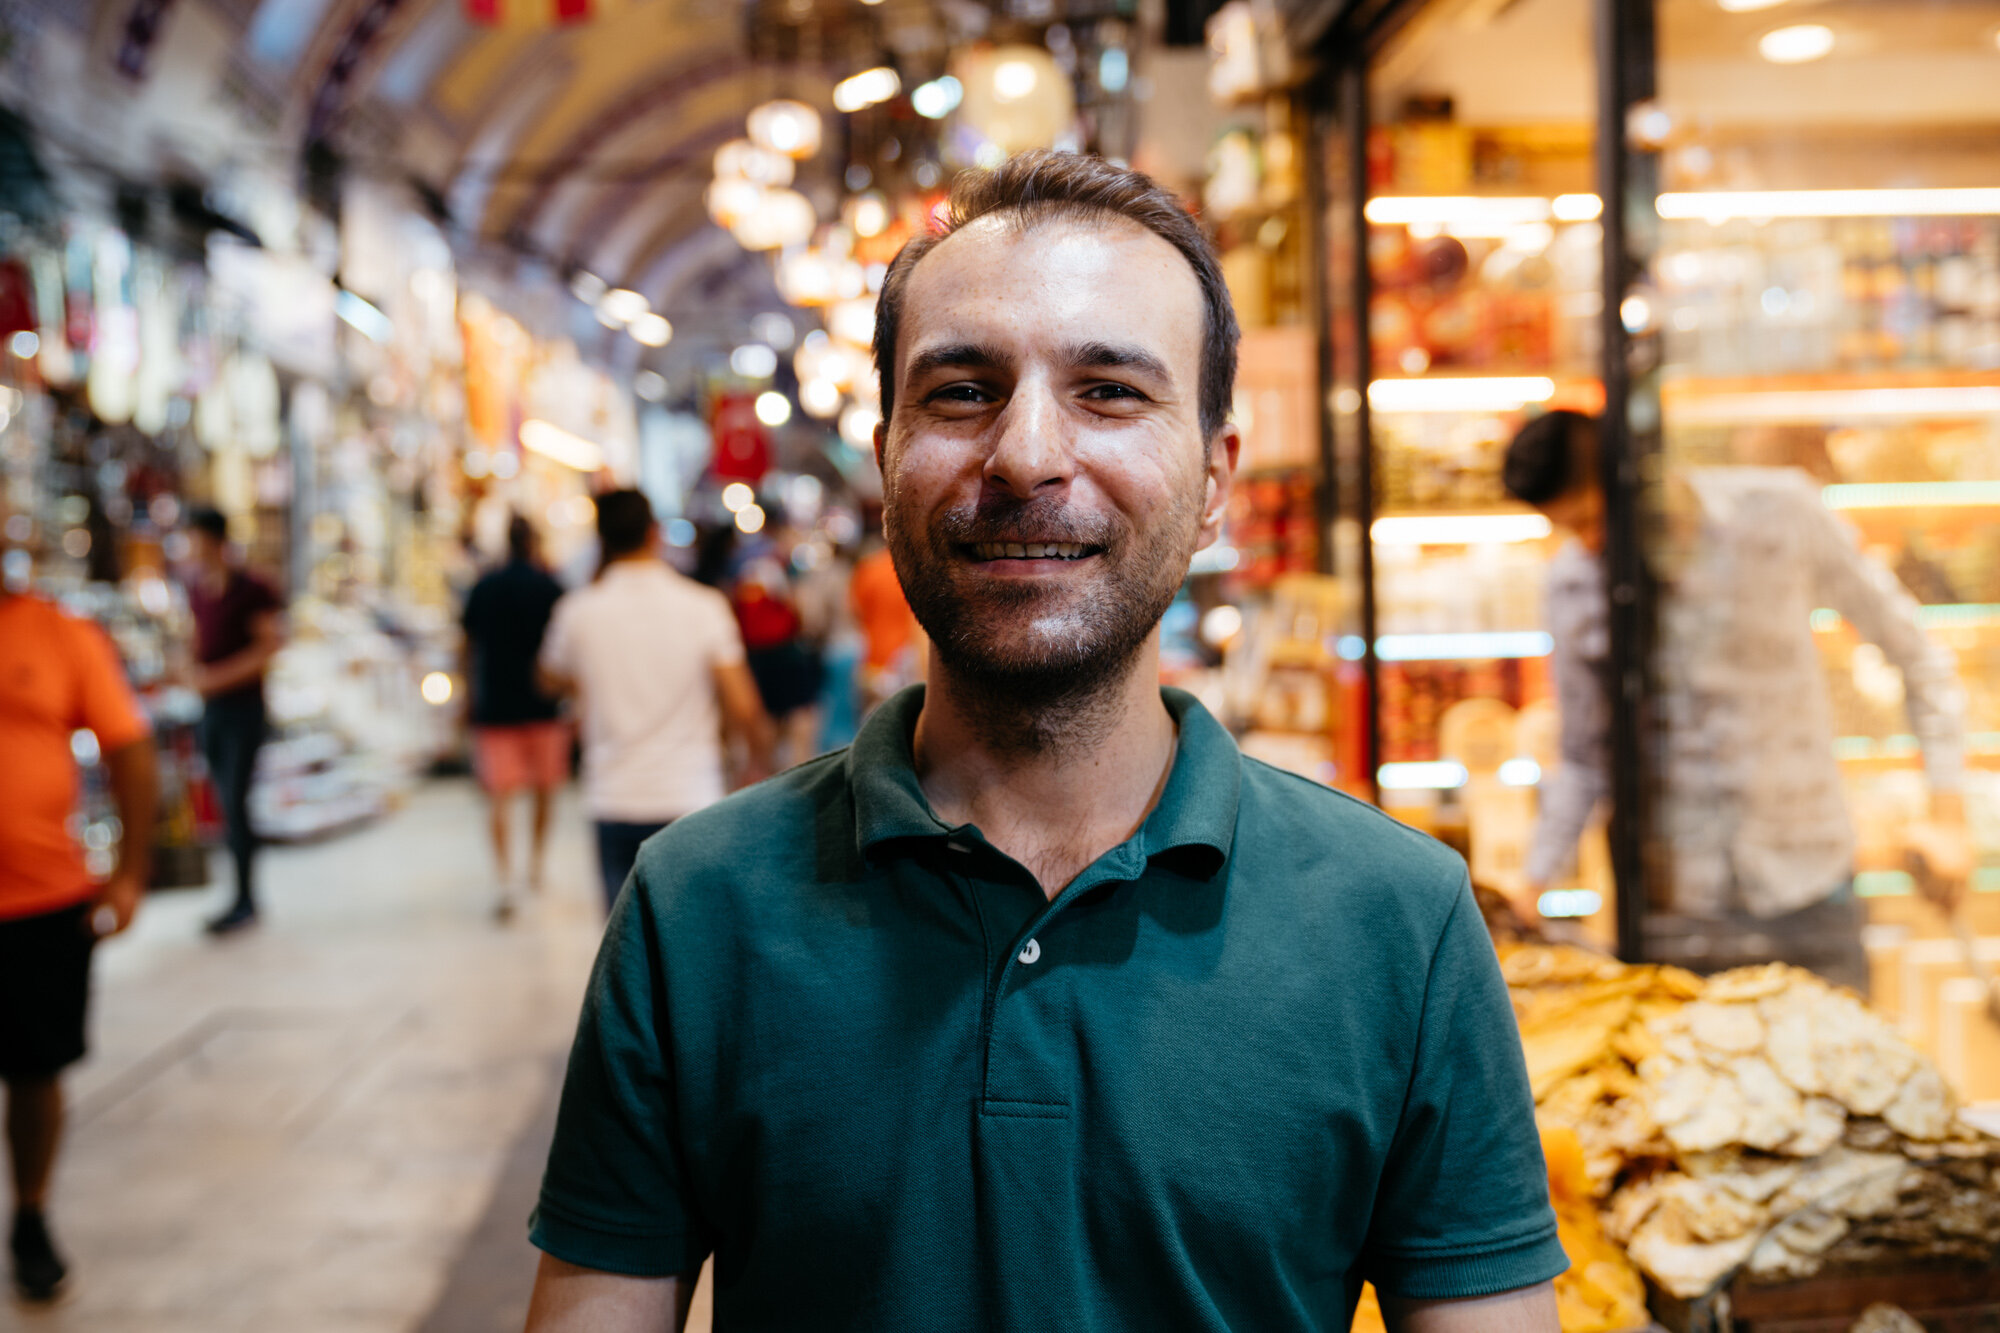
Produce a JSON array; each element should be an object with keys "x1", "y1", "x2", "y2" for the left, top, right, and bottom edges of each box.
[
  {"x1": 776, "y1": 249, "x2": 838, "y2": 307},
  {"x1": 731, "y1": 188, "x2": 817, "y2": 251},
  {"x1": 953, "y1": 46, "x2": 1073, "y2": 157},
  {"x1": 706, "y1": 177, "x2": 767, "y2": 229},
  {"x1": 827, "y1": 296, "x2": 875, "y2": 349},
  {"x1": 714, "y1": 140, "x2": 795, "y2": 188},
  {"x1": 746, "y1": 100, "x2": 823, "y2": 160}
]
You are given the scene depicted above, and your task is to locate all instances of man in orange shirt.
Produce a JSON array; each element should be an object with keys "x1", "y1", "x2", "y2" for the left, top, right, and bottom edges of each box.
[{"x1": 0, "y1": 562, "x2": 158, "y2": 1304}]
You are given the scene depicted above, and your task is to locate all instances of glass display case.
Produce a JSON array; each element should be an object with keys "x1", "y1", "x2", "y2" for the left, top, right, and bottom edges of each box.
[
  {"x1": 1631, "y1": 0, "x2": 2000, "y2": 1092},
  {"x1": 1357, "y1": 0, "x2": 1612, "y2": 923}
]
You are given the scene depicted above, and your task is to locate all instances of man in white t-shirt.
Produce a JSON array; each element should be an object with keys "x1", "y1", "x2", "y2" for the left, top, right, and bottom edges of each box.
[{"x1": 539, "y1": 490, "x2": 774, "y2": 911}]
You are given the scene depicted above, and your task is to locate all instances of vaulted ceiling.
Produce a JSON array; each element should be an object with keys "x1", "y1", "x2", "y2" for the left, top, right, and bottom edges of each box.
[{"x1": 39, "y1": 0, "x2": 1001, "y2": 316}]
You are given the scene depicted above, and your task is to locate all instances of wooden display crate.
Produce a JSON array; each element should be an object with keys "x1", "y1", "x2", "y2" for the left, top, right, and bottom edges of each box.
[{"x1": 1653, "y1": 1265, "x2": 2000, "y2": 1333}]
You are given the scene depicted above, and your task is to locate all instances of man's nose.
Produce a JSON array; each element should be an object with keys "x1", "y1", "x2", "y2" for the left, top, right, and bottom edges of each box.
[{"x1": 982, "y1": 379, "x2": 1073, "y2": 500}]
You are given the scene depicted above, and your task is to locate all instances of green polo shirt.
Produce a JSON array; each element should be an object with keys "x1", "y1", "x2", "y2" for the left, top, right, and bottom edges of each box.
[{"x1": 532, "y1": 686, "x2": 1564, "y2": 1329}]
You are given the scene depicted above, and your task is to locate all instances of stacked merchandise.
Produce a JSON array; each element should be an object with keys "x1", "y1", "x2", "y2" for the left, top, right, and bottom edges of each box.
[{"x1": 1507, "y1": 946, "x2": 2000, "y2": 1307}]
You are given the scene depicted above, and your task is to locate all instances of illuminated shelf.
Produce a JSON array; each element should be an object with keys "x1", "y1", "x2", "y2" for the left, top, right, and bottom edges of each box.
[
  {"x1": 1659, "y1": 188, "x2": 2000, "y2": 222},
  {"x1": 1371, "y1": 512, "x2": 1553, "y2": 545},
  {"x1": 1823, "y1": 482, "x2": 2000, "y2": 510},
  {"x1": 1833, "y1": 733, "x2": 2000, "y2": 763},
  {"x1": 1814, "y1": 604, "x2": 2000, "y2": 632},
  {"x1": 1330, "y1": 631, "x2": 1553, "y2": 662},
  {"x1": 1855, "y1": 867, "x2": 2000, "y2": 899}
]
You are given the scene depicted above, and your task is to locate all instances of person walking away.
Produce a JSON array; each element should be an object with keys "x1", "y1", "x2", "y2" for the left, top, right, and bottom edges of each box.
[
  {"x1": 537, "y1": 490, "x2": 774, "y2": 913},
  {"x1": 525, "y1": 151, "x2": 1562, "y2": 1332},
  {"x1": 0, "y1": 568, "x2": 158, "y2": 1302},
  {"x1": 461, "y1": 514, "x2": 567, "y2": 920},
  {"x1": 181, "y1": 507, "x2": 284, "y2": 935},
  {"x1": 1501, "y1": 410, "x2": 1970, "y2": 992}
]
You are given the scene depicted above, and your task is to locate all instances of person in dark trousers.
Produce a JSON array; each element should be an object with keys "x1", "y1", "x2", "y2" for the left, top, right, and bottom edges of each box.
[
  {"x1": 181, "y1": 506, "x2": 284, "y2": 936},
  {"x1": 461, "y1": 514, "x2": 567, "y2": 920},
  {"x1": 1, "y1": 515, "x2": 158, "y2": 1303},
  {"x1": 537, "y1": 491, "x2": 775, "y2": 913}
]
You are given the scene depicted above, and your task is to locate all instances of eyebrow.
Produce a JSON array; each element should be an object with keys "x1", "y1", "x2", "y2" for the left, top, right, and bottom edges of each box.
[
  {"x1": 1064, "y1": 340, "x2": 1174, "y2": 385},
  {"x1": 903, "y1": 341, "x2": 1007, "y2": 387},
  {"x1": 902, "y1": 339, "x2": 1176, "y2": 388}
]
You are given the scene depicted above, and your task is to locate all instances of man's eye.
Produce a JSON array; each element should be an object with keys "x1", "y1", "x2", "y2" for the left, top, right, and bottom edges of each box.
[
  {"x1": 1084, "y1": 383, "x2": 1144, "y2": 400},
  {"x1": 930, "y1": 384, "x2": 993, "y2": 404}
]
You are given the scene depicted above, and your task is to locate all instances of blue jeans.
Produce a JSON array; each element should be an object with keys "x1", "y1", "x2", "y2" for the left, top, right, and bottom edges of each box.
[{"x1": 594, "y1": 819, "x2": 670, "y2": 914}]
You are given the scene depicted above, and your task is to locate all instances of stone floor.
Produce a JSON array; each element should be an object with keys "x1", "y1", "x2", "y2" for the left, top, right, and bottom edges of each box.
[{"x1": 3, "y1": 779, "x2": 714, "y2": 1333}]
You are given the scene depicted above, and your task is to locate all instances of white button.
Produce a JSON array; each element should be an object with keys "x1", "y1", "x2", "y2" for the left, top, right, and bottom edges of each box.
[
  {"x1": 1018, "y1": 939, "x2": 1041, "y2": 965},
  {"x1": 947, "y1": 840, "x2": 972, "y2": 854}
]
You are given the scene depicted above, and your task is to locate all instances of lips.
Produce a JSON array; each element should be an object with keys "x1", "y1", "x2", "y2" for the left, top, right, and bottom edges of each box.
[{"x1": 967, "y1": 541, "x2": 1095, "y2": 561}]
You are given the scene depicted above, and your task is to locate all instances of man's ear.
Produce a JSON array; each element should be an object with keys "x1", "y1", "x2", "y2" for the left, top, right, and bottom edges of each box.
[
  {"x1": 873, "y1": 418, "x2": 889, "y2": 472},
  {"x1": 1197, "y1": 422, "x2": 1241, "y2": 549}
]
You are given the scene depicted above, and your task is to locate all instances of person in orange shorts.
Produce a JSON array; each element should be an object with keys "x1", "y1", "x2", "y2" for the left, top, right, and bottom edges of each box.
[
  {"x1": 461, "y1": 515, "x2": 568, "y2": 920},
  {"x1": 0, "y1": 568, "x2": 158, "y2": 1303}
]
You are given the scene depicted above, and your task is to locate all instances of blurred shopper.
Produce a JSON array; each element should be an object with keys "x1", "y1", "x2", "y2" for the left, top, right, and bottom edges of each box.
[
  {"x1": 848, "y1": 531, "x2": 920, "y2": 712},
  {"x1": 461, "y1": 514, "x2": 566, "y2": 920},
  {"x1": 525, "y1": 153, "x2": 1562, "y2": 1332},
  {"x1": 182, "y1": 506, "x2": 284, "y2": 936},
  {"x1": 729, "y1": 517, "x2": 823, "y2": 771},
  {"x1": 1503, "y1": 410, "x2": 1970, "y2": 990},
  {"x1": 0, "y1": 573, "x2": 157, "y2": 1303},
  {"x1": 537, "y1": 490, "x2": 773, "y2": 913}
]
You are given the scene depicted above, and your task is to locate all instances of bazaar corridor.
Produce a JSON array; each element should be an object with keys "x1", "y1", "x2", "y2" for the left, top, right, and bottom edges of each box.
[{"x1": 0, "y1": 780, "x2": 714, "y2": 1333}]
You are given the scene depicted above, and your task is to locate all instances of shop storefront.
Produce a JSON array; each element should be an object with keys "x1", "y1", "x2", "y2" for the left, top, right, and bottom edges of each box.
[
  {"x1": 1212, "y1": 0, "x2": 2000, "y2": 1318},
  {"x1": 1229, "y1": 0, "x2": 2000, "y2": 992}
]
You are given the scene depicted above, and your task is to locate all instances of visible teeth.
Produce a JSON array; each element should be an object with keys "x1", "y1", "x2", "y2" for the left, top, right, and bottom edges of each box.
[{"x1": 971, "y1": 542, "x2": 1090, "y2": 560}]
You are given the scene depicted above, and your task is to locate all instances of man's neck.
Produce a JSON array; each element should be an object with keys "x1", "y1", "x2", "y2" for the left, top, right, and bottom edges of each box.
[
  {"x1": 603, "y1": 551, "x2": 657, "y2": 572},
  {"x1": 912, "y1": 640, "x2": 1177, "y2": 901}
]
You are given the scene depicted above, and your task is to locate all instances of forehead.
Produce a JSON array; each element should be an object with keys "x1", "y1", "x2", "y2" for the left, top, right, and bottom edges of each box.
[{"x1": 898, "y1": 214, "x2": 1205, "y2": 377}]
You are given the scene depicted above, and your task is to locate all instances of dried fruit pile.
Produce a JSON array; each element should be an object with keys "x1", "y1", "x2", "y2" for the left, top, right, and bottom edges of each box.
[{"x1": 1506, "y1": 947, "x2": 2000, "y2": 1304}]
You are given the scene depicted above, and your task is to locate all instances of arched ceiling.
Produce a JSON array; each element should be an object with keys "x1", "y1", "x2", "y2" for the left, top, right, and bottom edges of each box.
[{"x1": 70, "y1": 0, "x2": 961, "y2": 314}]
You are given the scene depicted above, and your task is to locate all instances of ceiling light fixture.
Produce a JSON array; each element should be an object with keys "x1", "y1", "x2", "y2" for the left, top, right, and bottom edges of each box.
[
  {"x1": 1758, "y1": 23, "x2": 1835, "y2": 63},
  {"x1": 833, "y1": 66, "x2": 901, "y2": 113},
  {"x1": 747, "y1": 100, "x2": 822, "y2": 159},
  {"x1": 598, "y1": 288, "x2": 650, "y2": 325},
  {"x1": 628, "y1": 313, "x2": 673, "y2": 347}
]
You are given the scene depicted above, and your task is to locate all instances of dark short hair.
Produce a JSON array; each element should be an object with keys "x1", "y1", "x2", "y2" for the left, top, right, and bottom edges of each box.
[
  {"x1": 1502, "y1": 410, "x2": 1596, "y2": 506},
  {"x1": 186, "y1": 505, "x2": 229, "y2": 541},
  {"x1": 594, "y1": 489, "x2": 654, "y2": 560},
  {"x1": 874, "y1": 150, "x2": 1240, "y2": 442},
  {"x1": 506, "y1": 513, "x2": 535, "y2": 562}
]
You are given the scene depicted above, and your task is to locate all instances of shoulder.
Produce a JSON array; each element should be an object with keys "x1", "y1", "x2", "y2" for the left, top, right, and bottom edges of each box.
[
  {"x1": 632, "y1": 752, "x2": 855, "y2": 915},
  {"x1": 1234, "y1": 757, "x2": 1471, "y2": 926}
]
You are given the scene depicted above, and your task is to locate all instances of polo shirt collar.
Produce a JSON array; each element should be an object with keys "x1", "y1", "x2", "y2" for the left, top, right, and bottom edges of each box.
[{"x1": 847, "y1": 684, "x2": 1240, "y2": 875}]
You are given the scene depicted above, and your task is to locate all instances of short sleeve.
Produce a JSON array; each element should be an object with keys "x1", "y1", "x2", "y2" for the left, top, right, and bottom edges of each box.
[
  {"x1": 531, "y1": 875, "x2": 710, "y2": 1276},
  {"x1": 1359, "y1": 878, "x2": 1568, "y2": 1300},
  {"x1": 67, "y1": 619, "x2": 150, "y2": 753},
  {"x1": 248, "y1": 572, "x2": 285, "y2": 618},
  {"x1": 708, "y1": 591, "x2": 747, "y2": 669},
  {"x1": 538, "y1": 594, "x2": 577, "y2": 680}
]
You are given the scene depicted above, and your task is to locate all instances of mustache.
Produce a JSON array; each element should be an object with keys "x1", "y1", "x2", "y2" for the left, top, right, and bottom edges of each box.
[{"x1": 934, "y1": 495, "x2": 1118, "y2": 548}]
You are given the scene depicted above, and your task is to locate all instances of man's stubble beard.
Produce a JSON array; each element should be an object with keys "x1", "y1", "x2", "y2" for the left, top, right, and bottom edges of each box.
[{"x1": 883, "y1": 473, "x2": 1205, "y2": 755}]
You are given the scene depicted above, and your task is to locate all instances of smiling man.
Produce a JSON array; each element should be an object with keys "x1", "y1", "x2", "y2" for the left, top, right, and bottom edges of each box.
[{"x1": 524, "y1": 152, "x2": 1564, "y2": 1333}]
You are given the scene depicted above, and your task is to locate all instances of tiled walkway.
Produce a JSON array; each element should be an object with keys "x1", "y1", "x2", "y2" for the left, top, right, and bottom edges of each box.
[{"x1": 3, "y1": 779, "x2": 712, "y2": 1332}]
